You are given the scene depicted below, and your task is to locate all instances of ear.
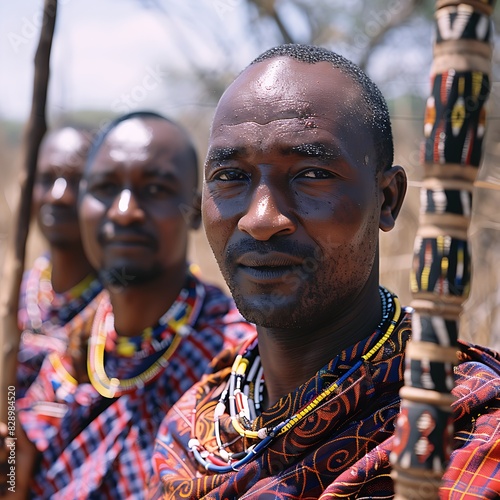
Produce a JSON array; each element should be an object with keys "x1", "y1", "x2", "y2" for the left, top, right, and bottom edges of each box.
[
  {"x1": 188, "y1": 190, "x2": 202, "y2": 230},
  {"x1": 180, "y1": 190, "x2": 202, "y2": 230},
  {"x1": 379, "y1": 165, "x2": 407, "y2": 232}
]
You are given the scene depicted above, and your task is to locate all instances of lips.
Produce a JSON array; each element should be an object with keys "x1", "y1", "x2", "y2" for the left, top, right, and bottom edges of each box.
[
  {"x1": 236, "y1": 252, "x2": 304, "y2": 268},
  {"x1": 235, "y1": 251, "x2": 304, "y2": 281},
  {"x1": 99, "y1": 223, "x2": 156, "y2": 248},
  {"x1": 105, "y1": 237, "x2": 151, "y2": 247},
  {"x1": 39, "y1": 205, "x2": 78, "y2": 227},
  {"x1": 104, "y1": 234, "x2": 154, "y2": 247}
]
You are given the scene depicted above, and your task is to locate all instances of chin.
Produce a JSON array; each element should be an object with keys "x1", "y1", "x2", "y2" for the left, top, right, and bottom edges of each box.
[
  {"x1": 98, "y1": 263, "x2": 162, "y2": 289},
  {"x1": 232, "y1": 294, "x2": 302, "y2": 329},
  {"x1": 41, "y1": 222, "x2": 80, "y2": 244},
  {"x1": 45, "y1": 235, "x2": 82, "y2": 249}
]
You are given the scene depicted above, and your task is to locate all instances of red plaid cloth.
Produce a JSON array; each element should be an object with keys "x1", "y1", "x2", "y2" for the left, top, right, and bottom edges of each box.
[{"x1": 17, "y1": 274, "x2": 255, "y2": 499}]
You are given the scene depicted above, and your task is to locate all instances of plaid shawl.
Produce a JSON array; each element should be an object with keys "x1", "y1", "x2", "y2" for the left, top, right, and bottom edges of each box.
[
  {"x1": 17, "y1": 275, "x2": 255, "y2": 499},
  {"x1": 149, "y1": 310, "x2": 500, "y2": 499}
]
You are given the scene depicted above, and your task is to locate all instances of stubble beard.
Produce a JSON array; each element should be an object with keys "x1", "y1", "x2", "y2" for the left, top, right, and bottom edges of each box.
[{"x1": 98, "y1": 263, "x2": 163, "y2": 290}]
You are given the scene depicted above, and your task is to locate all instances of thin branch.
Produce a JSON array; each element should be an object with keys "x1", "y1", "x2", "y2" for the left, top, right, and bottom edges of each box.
[
  {"x1": 0, "y1": 0, "x2": 57, "y2": 421},
  {"x1": 358, "y1": 0, "x2": 424, "y2": 71},
  {"x1": 248, "y1": 0, "x2": 297, "y2": 44}
]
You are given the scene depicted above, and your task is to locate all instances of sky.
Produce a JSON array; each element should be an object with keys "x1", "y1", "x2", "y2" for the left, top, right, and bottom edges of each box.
[
  {"x1": 0, "y1": 0, "x2": 259, "y2": 122},
  {"x1": 0, "y1": 1, "x2": 442, "y2": 127}
]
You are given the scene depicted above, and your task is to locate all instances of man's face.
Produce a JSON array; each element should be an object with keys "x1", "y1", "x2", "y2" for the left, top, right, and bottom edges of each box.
[
  {"x1": 34, "y1": 128, "x2": 88, "y2": 247},
  {"x1": 79, "y1": 117, "x2": 198, "y2": 288},
  {"x1": 203, "y1": 58, "x2": 386, "y2": 329}
]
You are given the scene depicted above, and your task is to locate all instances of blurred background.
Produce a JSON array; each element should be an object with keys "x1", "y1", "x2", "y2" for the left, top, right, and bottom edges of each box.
[{"x1": 1, "y1": 0, "x2": 500, "y2": 348}]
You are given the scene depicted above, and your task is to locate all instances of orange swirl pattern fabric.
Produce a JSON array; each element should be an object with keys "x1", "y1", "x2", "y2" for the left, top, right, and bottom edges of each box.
[
  {"x1": 149, "y1": 310, "x2": 500, "y2": 499},
  {"x1": 149, "y1": 311, "x2": 412, "y2": 499}
]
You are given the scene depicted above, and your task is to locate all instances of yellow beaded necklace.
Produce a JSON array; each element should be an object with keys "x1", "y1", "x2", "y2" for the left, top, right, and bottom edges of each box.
[{"x1": 88, "y1": 277, "x2": 204, "y2": 399}]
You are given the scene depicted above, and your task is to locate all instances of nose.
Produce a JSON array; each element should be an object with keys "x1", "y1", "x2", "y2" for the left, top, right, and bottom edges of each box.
[
  {"x1": 238, "y1": 183, "x2": 296, "y2": 240},
  {"x1": 108, "y1": 189, "x2": 145, "y2": 226}
]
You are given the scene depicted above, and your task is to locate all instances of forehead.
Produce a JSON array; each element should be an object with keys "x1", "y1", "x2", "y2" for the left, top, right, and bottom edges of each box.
[
  {"x1": 213, "y1": 58, "x2": 366, "y2": 130},
  {"x1": 209, "y1": 58, "x2": 373, "y2": 165},
  {"x1": 38, "y1": 129, "x2": 88, "y2": 173},
  {"x1": 89, "y1": 118, "x2": 187, "y2": 173}
]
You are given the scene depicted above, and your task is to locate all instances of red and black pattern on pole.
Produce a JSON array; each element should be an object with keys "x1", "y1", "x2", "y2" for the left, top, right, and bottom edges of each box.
[{"x1": 390, "y1": 1, "x2": 495, "y2": 498}]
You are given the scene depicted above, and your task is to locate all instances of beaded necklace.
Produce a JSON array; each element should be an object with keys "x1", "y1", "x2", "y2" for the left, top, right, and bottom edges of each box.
[
  {"x1": 41, "y1": 289, "x2": 106, "y2": 405},
  {"x1": 88, "y1": 271, "x2": 204, "y2": 399},
  {"x1": 188, "y1": 287, "x2": 402, "y2": 473}
]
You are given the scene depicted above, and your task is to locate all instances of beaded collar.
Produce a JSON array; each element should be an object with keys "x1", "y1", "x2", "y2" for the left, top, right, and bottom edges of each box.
[
  {"x1": 23, "y1": 255, "x2": 102, "y2": 334},
  {"x1": 188, "y1": 286, "x2": 402, "y2": 473},
  {"x1": 88, "y1": 269, "x2": 205, "y2": 399}
]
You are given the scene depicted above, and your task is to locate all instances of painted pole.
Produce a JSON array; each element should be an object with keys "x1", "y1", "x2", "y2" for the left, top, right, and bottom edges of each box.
[{"x1": 390, "y1": 1, "x2": 496, "y2": 497}]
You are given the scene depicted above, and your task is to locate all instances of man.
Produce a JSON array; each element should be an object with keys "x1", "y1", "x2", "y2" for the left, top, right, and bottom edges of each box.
[
  {"x1": 17, "y1": 126, "x2": 103, "y2": 397},
  {"x1": 15, "y1": 111, "x2": 254, "y2": 499},
  {"x1": 149, "y1": 45, "x2": 500, "y2": 499},
  {"x1": 1, "y1": 126, "x2": 100, "y2": 499}
]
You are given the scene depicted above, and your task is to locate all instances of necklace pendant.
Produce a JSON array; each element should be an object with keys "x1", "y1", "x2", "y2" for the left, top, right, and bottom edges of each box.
[
  {"x1": 109, "y1": 377, "x2": 120, "y2": 397},
  {"x1": 239, "y1": 414, "x2": 252, "y2": 430},
  {"x1": 257, "y1": 427, "x2": 268, "y2": 440},
  {"x1": 178, "y1": 324, "x2": 191, "y2": 337},
  {"x1": 188, "y1": 438, "x2": 200, "y2": 451}
]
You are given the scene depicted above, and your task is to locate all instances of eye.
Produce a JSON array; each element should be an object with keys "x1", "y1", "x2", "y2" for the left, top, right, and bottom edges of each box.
[
  {"x1": 143, "y1": 183, "x2": 173, "y2": 198},
  {"x1": 297, "y1": 169, "x2": 334, "y2": 179},
  {"x1": 88, "y1": 181, "x2": 120, "y2": 198},
  {"x1": 36, "y1": 173, "x2": 55, "y2": 187},
  {"x1": 213, "y1": 169, "x2": 249, "y2": 182}
]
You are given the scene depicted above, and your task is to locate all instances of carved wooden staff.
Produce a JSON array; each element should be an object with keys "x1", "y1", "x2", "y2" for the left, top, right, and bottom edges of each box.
[
  {"x1": 0, "y1": 0, "x2": 58, "y2": 423},
  {"x1": 390, "y1": 1, "x2": 495, "y2": 497}
]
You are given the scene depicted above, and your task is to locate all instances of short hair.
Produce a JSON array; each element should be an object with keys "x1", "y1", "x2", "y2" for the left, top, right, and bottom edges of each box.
[
  {"x1": 40, "y1": 125, "x2": 93, "y2": 150},
  {"x1": 84, "y1": 110, "x2": 199, "y2": 186},
  {"x1": 38, "y1": 126, "x2": 94, "y2": 170},
  {"x1": 251, "y1": 44, "x2": 394, "y2": 173}
]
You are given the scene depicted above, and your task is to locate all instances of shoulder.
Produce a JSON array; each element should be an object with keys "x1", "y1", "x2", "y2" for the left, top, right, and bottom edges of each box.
[
  {"x1": 441, "y1": 342, "x2": 500, "y2": 497},
  {"x1": 453, "y1": 340, "x2": 500, "y2": 408}
]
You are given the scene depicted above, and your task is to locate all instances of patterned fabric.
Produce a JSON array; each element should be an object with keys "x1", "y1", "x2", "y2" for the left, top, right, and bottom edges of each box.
[
  {"x1": 17, "y1": 273, "x2": 255, "y2": 499},
  {"x1": 440, "y1": 343, "x2": 500, "y2": 498},
  {"x1": 17, "y1": 255, "x2": 103, "y2": 397},
  {"x1": 149, "y1": 310, "x2": 500, "y2": 499},
  {"x1": 149, "y1": 307, "x2": 412, "y2": 499},
  {"x1": 319, "y1": 342, "x2": 500, "y2": 499}
]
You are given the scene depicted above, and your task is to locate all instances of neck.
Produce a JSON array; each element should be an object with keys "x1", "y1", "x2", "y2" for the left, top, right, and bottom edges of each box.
[
  {"x1": 108, "y1": 264, "x2": 188, "y2": 337},
  {"x1": 258, "y1": 276, "x2": 382, "y2": 408},
  {"x1": 50, "y1": 244, "x2": 95, "y2": 293}
]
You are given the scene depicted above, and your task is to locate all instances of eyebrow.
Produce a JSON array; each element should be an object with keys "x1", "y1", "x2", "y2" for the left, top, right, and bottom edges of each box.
[
  {"x1": 85, "y1": 169, "x2": 115, "y2": 180},
  {"x1": 86, "y1": 167, "x2": 180, "y2": 183},
  {"x1": 142, "y1": 168, "x2": 179, "y2": 182},
  {"x1": 285, "y1": 143, "x2": 342, "y2": 160},
  {"x1": 205, "y1": 143, "x2": 342, "y2": 164},
  {"x1": 206, "y1": 147, "x2": 243, "y2": 163}
]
